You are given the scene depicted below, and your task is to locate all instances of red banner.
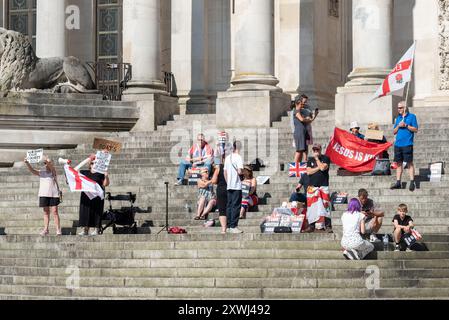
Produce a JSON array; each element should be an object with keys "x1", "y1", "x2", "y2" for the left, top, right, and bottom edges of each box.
[{"x1": 325, "y1": 128, "x2": 393, "y2": 172}]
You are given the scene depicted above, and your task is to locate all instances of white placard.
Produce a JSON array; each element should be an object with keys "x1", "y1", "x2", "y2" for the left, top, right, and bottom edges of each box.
[
  {"x1": 429, "y1": 162, "x2": 443, "y2": 183},
  {"x1": 92, "y1": 151, "x2": 112, "y2": 174},
  {"x1": 26, "y1": 149, "x2": 44, "y2": 164},
  {"x1": 256, "y1": 176, "x2": 270, "y2": 185}
]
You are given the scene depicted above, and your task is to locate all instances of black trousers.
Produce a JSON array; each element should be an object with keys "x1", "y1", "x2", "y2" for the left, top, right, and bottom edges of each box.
[{"x1": 226, "y1": 190, "x2": 242, "y2": 229}]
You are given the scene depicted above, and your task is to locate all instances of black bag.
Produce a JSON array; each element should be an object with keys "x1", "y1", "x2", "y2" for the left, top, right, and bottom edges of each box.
[
  {"x1": 274, "y1": 226, "x2": 292, "y2": 233},
  {"x1": 372, "y1": 159, "x2": 391, "y2": 176}
]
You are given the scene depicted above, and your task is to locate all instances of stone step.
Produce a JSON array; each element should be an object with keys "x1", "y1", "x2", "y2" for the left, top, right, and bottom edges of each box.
[
  {"x1": 2, "y1": 266, "x2": 449, "y2": 280},
  {"x1": 2, "y1": 256, "x2": 449, "y2": 270}
]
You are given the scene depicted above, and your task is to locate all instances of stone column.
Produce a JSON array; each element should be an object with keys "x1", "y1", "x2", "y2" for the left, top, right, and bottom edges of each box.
[
  {"x1": 122, "y1": 0, "x2": 178, "y2": 131},
  {"x1": 36, "y1": 0, "x2": 66, "y2": 57},
  {"x1": 123, "y1": 0, "x2": 166, "y2": 95},
  {"x1": 216, "y1": 0, "x2": 290, "y2": 128},
  {"x1": 335, "y1": 0, "x2": 398, "y2": 127},
  {"x1": 230, "y1": 0, "x2": 280, "y2": 91},
  {"x1": 346, "y1": 0, "x2": 393, "y2": 86}
]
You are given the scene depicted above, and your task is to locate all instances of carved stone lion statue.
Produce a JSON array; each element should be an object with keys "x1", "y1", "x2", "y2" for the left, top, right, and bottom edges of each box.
[{"x1": 0, "y1": 28, "x2": 96, "y2": 93}]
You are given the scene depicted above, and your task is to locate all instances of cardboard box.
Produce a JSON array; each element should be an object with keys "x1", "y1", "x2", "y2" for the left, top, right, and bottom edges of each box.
[{"x1": 365, "y1": 129, "x2": 384, "y2": 141}]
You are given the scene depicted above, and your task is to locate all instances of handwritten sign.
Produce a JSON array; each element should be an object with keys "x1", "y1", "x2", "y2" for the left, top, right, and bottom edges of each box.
[
  {"x1": 26, "y1": 149, "x2": 43, "y2": 164},
  {"x1": 93, "y1": 138, "x2": 122, "y2": 153},
  {"x1": 92, "y1": 151, "x2": 112, "y2": 174}
]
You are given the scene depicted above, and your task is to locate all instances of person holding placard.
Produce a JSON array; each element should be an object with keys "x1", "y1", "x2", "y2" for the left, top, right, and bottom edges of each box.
[
  {"x1": 77, "y1": 154, "x2": 110, "y2": 236},
  {"x1": 24, "y1": 156, "x2": 62, "y2": 236}
]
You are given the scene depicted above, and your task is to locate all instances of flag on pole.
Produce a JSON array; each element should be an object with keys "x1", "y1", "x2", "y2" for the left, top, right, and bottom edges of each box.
[
  {"x1": 371, "y1": 42, "x2": 416, "y2": 102},
  {"x1": 63, "y1": 165, "x2": 104, "y2": 200}
]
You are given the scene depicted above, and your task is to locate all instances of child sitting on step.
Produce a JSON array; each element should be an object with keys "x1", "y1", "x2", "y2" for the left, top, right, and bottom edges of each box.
[{"x1": 392, "y1": 203, "x2": 415, "y2": 251}]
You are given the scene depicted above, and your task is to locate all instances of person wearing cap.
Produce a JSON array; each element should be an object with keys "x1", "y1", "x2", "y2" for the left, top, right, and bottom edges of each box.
[
  {"x1": 349, "y1": 121, "x2": 365, "y2": 140},
  {"x1": 24, "y1": 156, "x2": 62, "y2": 236},
  {"x1": 391, "y1": 101, "x2": 419, "y2": 191},
  {"x1": 292, "y1": 94, "x2": 318, "y2": 163},
  {"x1": 304, "y1": 144, "x2": 332, "y2": 233}
]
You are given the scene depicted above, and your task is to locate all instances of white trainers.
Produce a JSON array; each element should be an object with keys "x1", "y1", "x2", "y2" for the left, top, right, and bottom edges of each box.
[
  {"x1": 406, "y1": 247, "x2": 413, "y2": 252},
  {"x1": 56, "y1": 229, "x2": 62, "y2": 236},
  {"x1": 78, "y1": 229, "x2": 88, "y2": 236},
  {"x1": 90, "y1": 229, "x2": 99, "y2": 236},
  {"x1": 228, "y1": 228, "x2": 243, "y2": 234},
  {"x1": 350, "y1": 249, "x2": 361, "y2": 260},
  {"x1": 369, "y1": 234, "x2": 381, "y2": 243},
  {"x1": 40, "y1": 229, "x2": 49, "y2": 236}
]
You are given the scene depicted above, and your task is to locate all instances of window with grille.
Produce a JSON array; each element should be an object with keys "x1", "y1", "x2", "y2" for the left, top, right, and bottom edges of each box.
[
  {"x1": 96, "y1": 0, "x2": 123, "y2": 63},
  {"x1": 7, "y1": 0, "x2": 36, "y2": 48}
]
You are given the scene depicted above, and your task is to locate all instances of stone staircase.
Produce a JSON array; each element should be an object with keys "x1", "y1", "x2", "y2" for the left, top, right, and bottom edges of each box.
[{"x1": 0, "y1": 107, "x2": 448, "y2": 299}]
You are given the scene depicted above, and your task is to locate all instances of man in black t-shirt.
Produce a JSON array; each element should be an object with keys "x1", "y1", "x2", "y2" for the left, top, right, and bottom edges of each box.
[
  {"x1": 289, "y1": 173, "x2": 309, "y2": 203},
  {"x1": 307, "y1": 145, "x2": 330, "y2": 188},
  {"x1": 304, "y1": 144, "x2": 332, "y2": 233},
  {"x1": 392, "y1": 203, "x2": 414, "y2": 251}
]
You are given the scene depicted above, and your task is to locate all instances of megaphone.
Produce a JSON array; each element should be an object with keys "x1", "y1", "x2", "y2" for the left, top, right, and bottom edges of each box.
[{"x1": 58, "y1": 158, "x2": 72, "y2": 165}]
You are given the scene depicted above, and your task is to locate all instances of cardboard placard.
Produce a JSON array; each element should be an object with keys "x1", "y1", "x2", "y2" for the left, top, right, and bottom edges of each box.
[
  {"x1": 92, "y1": 151, "x2": 112, "y2": 174},
  {"x1": 365, "y1": 129, "x2": 384, "y2": 141},
  {"x1": 93, "y1": 138, "x2": 122, "y2": 153},
  {"x1": 26, "y1": 149, "x2": 44, "y2": 164}
]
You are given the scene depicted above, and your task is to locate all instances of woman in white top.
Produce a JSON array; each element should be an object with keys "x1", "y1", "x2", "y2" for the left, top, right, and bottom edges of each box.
[
  {"x1": 341, "y1": 198, "x2": 374, "y2": 260},
  {"x1": 24, "y1": 156, "x2": 61, "y2": 236}
]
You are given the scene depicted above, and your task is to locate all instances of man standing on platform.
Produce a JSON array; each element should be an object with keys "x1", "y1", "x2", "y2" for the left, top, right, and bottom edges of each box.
[
  {"x1": 304, "y1": 144, "x2": 332, "y2": 233},
  {"x1": 390, "y1": 101, "x2": 419, "y2": 191}
]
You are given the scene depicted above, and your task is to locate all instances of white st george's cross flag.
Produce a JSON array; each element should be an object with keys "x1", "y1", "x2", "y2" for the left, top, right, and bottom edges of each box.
[
  {"x1": 371, "y1": 42, "x2": 416, "y2": 102},
  {"x1": 63, "y1": 165, "x2": 105, "y2": 200}
]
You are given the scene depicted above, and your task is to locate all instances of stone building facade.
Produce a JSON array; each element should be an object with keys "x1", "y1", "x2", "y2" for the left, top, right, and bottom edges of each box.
[{"x1": 0, "y1": 0, "x2": 445, "y2": 127}]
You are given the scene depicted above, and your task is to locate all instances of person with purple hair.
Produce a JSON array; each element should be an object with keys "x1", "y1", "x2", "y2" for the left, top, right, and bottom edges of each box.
[{"x1": 341, "y1": 198, "x2": 375, "y2": 260}]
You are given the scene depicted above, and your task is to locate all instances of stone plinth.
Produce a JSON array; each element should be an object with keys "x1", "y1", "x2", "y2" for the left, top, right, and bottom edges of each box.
[
  {"x1": 216, "y1": 90, "x2": 290, "y2": 128},
  {"x1": 123, "y1": 94, "x2": 179, "y2": 131},
  {"x1": 335, "y1": 85, "x2": 400, "y2": 128}
]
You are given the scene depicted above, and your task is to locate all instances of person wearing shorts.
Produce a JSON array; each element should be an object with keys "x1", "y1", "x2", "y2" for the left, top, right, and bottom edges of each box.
[
  {"x1": 25, "y1": 156, "x2": 61, "y2": 236},
  {"x1": 358, "y1": 189, "x2": 384, "y2": 243},
  {"x1": 391, "y1": 101, "x2": 419, "y2": 191}
]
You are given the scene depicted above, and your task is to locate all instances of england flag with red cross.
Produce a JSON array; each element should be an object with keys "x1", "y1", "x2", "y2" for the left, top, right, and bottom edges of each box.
[
  {"x1": 288, "y1": 162, "x2": 307, "y2": 178},
  {"x1": 371, "y1": 42, "x2": 416, "y2": 101},
  {"x1": 64, "y1": 165, "x2": 105, "y2": 200}
]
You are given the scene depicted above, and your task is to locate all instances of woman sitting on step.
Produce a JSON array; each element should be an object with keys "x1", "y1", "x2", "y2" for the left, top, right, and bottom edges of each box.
[
  {"x1": 341, "y1": 198, "x2": 374, "y2": 260},
  {"x1": 239, "y1": 166, "x2": 258, "y2": 220},
  {"x1": 24, "y1": 156, "x2": 62, "y2": 236},
  {"x1": 195, "y1": 168, "x2": 216, "y2": 220}
]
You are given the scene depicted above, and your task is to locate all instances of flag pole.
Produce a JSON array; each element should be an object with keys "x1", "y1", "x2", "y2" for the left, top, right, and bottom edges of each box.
[{"x1": 404, "y1": 40, "x2": 417, "y2": 107}]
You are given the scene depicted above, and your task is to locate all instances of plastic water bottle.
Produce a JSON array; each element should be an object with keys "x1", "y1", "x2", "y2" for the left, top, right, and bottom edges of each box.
[
  {"x1": 184, "y1": 202, "x2": 191, "y2": 213},
  {"x1": 383, "y1": 234, "x2": 389, "y2": 251}
]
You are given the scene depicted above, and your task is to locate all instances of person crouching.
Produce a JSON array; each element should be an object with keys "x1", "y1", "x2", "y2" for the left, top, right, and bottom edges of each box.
[{"x1": 341, "y1": 198, "x2": 375, "y2": 260}]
